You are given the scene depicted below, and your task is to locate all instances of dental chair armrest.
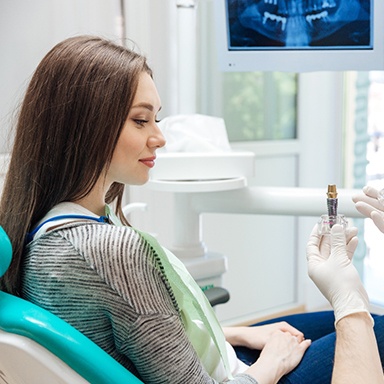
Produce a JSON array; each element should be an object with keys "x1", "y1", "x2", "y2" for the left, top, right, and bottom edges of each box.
[{"x1": 204, "y1": 287, "x2": 230, "y2": 307}]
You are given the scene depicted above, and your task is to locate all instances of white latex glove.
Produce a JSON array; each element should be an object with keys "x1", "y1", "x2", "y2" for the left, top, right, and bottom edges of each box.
[
  {"x1": 353, "y1": 185, "x2": 384, "y2": 233},
  {"x1": 306, "y1": 224, "x2": 373, "y2": 325}
]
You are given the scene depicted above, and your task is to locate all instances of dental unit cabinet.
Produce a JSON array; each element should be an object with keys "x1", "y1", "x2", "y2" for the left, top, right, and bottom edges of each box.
[{"x1": 147, "y1": 151, "x2": 256, "y2": 289}]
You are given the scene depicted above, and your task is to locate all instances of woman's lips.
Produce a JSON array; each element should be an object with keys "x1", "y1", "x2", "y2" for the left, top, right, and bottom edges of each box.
[{"x1": 139, "y1": 157, "x2": 156, "y2": 168}]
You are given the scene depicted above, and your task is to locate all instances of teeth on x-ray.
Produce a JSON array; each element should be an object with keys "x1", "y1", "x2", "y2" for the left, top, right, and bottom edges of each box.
[
  {"x1": 263, "y1": 11, "x2": 287, "y2": 31},
  {"x1": 306, "y1": 10, "x2": 328, "y2": 25}
]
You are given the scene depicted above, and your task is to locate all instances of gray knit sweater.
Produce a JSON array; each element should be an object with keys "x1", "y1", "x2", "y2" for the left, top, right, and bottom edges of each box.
[{"x1": 22, "y1": 222, "x2": 257, "y2": 383}]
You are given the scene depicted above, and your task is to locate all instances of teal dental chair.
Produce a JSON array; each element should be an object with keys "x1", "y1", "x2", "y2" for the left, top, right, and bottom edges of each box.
[
  {"x1": 0, "y1": 226, "x2": 143, "y2": 384},
  {"x1": 0, "y1": 226, "x2": 229, "y2": 383}
]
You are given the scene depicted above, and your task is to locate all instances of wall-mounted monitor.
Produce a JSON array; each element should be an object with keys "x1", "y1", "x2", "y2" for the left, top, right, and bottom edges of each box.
[{"x1": 215, "y1": 0, "x2": 384, "y2": 72}]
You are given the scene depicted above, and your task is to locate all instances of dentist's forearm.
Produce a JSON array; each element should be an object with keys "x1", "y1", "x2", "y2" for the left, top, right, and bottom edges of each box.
[{"x1": 332, "y1": 312, "x2": 383, "y2": 383}]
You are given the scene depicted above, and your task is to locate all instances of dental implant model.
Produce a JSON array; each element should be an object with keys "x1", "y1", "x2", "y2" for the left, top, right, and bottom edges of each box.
[
  {"x1": 318, "y1": 184, "x2": 347, "y2": 235},
  {"x1": 327, "y1": 184, "x2": 338, "y2": 228}
]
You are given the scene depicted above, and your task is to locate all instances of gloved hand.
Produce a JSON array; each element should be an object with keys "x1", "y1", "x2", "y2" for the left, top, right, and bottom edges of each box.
[
  {"x1": 306, "y1": 224, "x2": 373, "y2": 325},
  {"x1": 353, "y1": 185, "x2": 384, "y2": 233}
]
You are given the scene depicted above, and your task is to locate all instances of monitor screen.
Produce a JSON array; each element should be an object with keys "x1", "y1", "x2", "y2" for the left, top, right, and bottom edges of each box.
[{"x1": 215, "y1": 0, "x2": 384, "y2": 72}]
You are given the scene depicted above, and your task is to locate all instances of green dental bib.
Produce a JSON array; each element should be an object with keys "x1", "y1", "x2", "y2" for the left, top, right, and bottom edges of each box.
[
  {"x1": 137, "y1": 230, "x2": 233, "y2": 380},
  {"x1": 107, "y1": 207, "x2": 233, "y2": 379}
]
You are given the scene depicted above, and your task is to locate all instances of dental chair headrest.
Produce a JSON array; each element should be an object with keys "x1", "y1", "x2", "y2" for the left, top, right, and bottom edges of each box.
[{"x1": 0, "y1": 227, "x2": 12, "y2": 278}]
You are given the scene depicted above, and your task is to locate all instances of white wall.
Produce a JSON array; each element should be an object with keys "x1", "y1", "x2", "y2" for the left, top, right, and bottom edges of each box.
[
  {"x1": 122, "y1": 0, "x2": 179, "y2": 118},
  {"x1": 0, "y1": 0, "x2": 129, "y2": 153}
]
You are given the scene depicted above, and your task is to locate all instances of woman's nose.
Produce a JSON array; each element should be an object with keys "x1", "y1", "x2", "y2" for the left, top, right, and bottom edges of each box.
[{"x1": 150, "y1": 125, "x2": 166, "y2": 149}]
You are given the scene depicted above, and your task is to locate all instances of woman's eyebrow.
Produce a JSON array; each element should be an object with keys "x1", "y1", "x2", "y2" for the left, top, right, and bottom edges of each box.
[{"x1": 131, "y1": 103, "x2": 162, "y2": 113}]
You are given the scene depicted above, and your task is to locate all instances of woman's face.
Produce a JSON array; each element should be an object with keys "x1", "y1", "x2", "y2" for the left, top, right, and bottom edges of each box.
[{"x1": 107, "y1": 71, "x2": 166, "y2": 186}]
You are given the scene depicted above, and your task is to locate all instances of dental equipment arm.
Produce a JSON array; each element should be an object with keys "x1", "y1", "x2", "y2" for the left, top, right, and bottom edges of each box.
[
  {"x1": 353, "y1": 185, "x2": 384, "y2": 233},
  {"x1": 191, "y1": 187, "x2": 363, "y2": 218}
]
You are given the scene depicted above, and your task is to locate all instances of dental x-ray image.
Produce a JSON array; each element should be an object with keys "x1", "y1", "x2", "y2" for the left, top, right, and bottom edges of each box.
[{"x1": 227, "y1": 0, "x2": 372, "y2": 49}]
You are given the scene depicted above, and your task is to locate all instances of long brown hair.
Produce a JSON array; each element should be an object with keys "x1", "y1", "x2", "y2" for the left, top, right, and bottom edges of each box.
[{"x1": 0, "y1": 35, "x2": 152, "y2": 295}]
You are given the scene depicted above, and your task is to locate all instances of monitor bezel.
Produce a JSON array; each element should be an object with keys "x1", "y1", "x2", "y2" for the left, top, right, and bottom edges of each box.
[{"x1": 215, "y1": 0, "x2": 384, "y2": 72}]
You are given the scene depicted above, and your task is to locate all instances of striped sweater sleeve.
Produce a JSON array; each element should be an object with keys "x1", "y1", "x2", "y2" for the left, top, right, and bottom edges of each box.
[{"x1": 22, "y1": 223, "x2": 257, "y2": 384}]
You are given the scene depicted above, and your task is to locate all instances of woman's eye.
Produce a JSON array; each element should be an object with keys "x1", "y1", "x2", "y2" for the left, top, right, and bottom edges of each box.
[{"x1": 133, "y1": 119, "x2": 148, "y2": 126}]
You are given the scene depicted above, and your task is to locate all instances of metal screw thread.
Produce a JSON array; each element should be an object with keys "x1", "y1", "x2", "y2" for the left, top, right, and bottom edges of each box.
[{"x1": 327, "y1": 198, "x2": 338, "y2": 217}]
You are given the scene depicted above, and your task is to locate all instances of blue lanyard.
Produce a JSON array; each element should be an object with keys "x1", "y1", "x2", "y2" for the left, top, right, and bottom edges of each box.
[{"x1": 26, "y1": 214, "x2": 109, "y2": 244}]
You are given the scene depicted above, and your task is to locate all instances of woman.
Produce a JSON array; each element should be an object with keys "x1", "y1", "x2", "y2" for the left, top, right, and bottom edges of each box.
[{"x1": 0, "y1": 35, "x2": 382, "y2": 383}]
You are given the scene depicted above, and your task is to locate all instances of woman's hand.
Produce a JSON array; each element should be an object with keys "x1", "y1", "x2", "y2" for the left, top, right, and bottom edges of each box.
[
  {"x1": 245, "y1": 330, "x2": 311, "y2": 384},
  {"x1": 223, "y1": 321, "x2": 305, "y2": 350}
]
